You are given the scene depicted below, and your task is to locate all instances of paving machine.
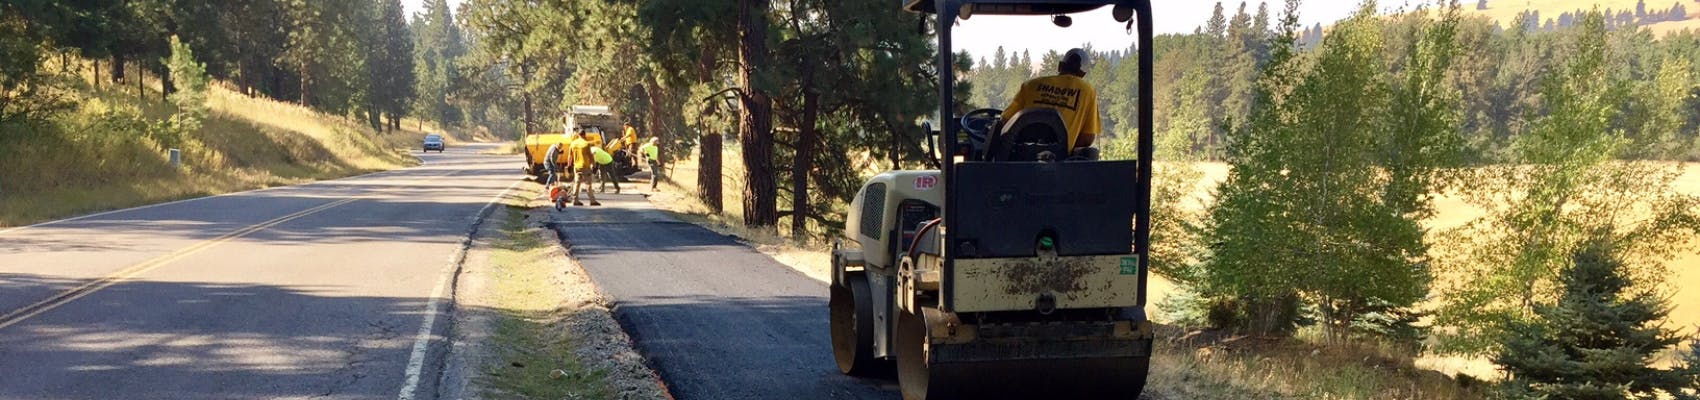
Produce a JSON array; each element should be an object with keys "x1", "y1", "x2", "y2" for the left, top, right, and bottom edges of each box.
[
  {"x1": 523, "y1": 105, "x2": 639, "y2": 181},
  {"x1": 829, "y1": 1, "x2": 1155, "y2": 398}
]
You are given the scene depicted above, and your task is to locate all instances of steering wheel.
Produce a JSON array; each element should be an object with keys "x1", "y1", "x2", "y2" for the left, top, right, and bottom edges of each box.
[{"x1": 958, "y1": 108, "x2": 1002, "y2": 155}]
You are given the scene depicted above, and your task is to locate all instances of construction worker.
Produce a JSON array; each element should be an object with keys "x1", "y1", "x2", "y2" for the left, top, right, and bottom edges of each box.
[
  {"x1": 593, "y1": 143, "x2": 620, "y2": 194},
  {"x1": 568, "y1": 130, "x2": 600, "y2": 206},
  {"x1": 639, "y1": 137, "x2": 661, "y2": 191},
  {"x1": 544, "y1": 133, "x2": 569, "y2": 186},
  {"x1": 1001, "y1": 48, "x2": 1101, "y2": 156},
  {"x1": 542, "y1": 135, "x2": 569, "y2": 208},
  {"x1": 612, "y1": 121, "x2": 641, "y2": 183},
  {"x1": 620, "y1": 121, "x2": 639, "y2": 154}
]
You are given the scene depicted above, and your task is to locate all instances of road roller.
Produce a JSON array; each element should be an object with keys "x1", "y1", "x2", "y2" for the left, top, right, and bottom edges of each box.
[{"x1": 829, "y1": 1, "x2": 1156, "y2": 398}]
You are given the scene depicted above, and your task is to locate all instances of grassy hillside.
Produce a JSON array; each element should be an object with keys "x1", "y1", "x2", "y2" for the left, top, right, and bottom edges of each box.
[
  {"x1": 0, "y1": 63, "x2": 437, "y2": 227},
  {"x1": 1469, "y1": 0, "x2": 1700, "y2": 33}
]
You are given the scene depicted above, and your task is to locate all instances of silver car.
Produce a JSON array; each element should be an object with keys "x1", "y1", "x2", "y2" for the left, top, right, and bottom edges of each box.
[{"x1": 422, "y1": 134, "x2": 445, "y2": 152}]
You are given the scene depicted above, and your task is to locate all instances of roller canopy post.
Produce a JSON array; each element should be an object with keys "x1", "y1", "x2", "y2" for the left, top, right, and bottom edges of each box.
[{"x1": 1133, "y1": 0, "x2": 1153, "y2": 307}]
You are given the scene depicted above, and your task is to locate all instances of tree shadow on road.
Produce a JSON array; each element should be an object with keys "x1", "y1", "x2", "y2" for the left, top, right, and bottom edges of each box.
[{"x1": 0, "y1": 273, "x2": 455, "y2": 399}]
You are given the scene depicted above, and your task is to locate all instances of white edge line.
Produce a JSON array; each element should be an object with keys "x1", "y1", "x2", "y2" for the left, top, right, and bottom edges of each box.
[
  {"x1": 0, "y1": 168, "x2": 412, "y2": 235},
  {"x1": 398, "y1": 179, "x2": 523, "y2": 400}
]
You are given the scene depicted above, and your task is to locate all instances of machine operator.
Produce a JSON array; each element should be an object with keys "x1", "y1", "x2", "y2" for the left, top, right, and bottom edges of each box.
[{"x1": 1000, "y1": 48, "x2": 1101, "y2": 156}]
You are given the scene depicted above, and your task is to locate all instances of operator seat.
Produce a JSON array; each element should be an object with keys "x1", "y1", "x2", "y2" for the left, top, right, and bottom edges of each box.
[{"x1": 988, "y1": 108, "x2": 1069, "y2": 162}]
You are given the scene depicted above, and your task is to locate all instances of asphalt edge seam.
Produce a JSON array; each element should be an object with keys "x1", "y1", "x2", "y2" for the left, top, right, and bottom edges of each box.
[{"x1": 546, "y1": 217, "x2": 679, "y2": 400}]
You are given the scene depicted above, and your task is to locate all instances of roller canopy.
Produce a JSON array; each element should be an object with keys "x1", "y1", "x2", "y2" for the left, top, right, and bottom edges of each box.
[{"x1": 902, "y1": 0, "x2": 1131, "y2": 15}]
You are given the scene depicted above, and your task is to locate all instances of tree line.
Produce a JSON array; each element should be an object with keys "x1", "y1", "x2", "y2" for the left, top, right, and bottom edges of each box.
[{"x1": 0, "y1": 0, "x2": 484, "y2": 133}]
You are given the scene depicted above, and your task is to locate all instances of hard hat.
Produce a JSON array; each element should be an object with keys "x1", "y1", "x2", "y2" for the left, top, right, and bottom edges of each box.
[{"x1": 1063, "y1": 48, "x2": 1091, "y2": 73}]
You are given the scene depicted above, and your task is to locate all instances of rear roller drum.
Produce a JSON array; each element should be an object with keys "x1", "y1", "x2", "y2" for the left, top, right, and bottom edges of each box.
[
  {"x1": 830, "y1": 275, "x2": 881, "y2": 376},
  {"x1": 896, "y1": 309, "x2": 965, "y2": 400}
]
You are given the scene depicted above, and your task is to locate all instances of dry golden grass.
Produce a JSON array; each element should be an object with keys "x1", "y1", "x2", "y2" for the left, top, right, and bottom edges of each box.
[
  {"x1": 0, "y1": 63, "x2": 419, "y2": 227},
  {"x1": 1467, "y1": 0, "x2": 1681, "y2": 26},
  {"x1": 1149, "y1": 332, "x2": 1485, "y2": 400}
]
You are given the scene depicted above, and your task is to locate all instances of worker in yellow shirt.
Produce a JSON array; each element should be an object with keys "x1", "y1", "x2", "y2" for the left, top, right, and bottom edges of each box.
[
  {"x1": 639, "y1": 137, "x2": 661, "y2": 191},
  {"x1": 1000, "y1": 48, "x2": 1101, "y2": 158},
  {"x1": 568, "y1": 130, "x2": 600, "y2": 206},
  {"x1": 608, "y1": 121, "x2": 637, "y2": 152}
]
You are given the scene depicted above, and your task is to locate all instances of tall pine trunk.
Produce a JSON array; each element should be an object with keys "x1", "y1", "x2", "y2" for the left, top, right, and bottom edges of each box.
[
  {"x1": 700, "y1": 132, "x2": 724, "y2": 212},
  {"x1": 737, "y1": 0, "x2": 777, "y2": 228},
  {"x1": 111, "y1": 54, "x2": 126, "y2": 84},
  {"x1": 298, "y1": 60, "x2": 311, "y2": 106},
  {"x1": 521, "y1": 61, "x2": 534, "y2": 134},
  {"x1": 792, "y1": 62, "x2": 817, "y2": 238}
]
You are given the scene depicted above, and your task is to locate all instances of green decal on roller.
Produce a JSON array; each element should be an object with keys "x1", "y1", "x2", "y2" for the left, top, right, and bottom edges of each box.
[{"x1": 1120, "y1": 257, "x2": 1139, "y2": 275}]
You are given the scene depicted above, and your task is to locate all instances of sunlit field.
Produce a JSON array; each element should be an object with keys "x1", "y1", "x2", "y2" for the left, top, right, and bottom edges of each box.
[
  {"x1": 1468, "y1": 0, "x2": 1690, "y2": 25},
  {"x1": 1155, "y1": 162, "x2": 1700, "y2": 379}
]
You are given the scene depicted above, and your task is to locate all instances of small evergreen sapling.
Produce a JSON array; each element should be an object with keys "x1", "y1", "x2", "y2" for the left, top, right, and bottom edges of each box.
[{"x1": 1494, "y1": 236, "x2": 1686, "y2": 399}]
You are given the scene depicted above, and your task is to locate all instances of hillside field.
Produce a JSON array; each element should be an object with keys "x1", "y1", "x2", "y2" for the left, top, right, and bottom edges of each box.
[
  {"x1": 0, "y1": 61, "x2": 468, "y2": 227},
  {"x1": 1471, "y1": 0, "x2": 1700, "y2": 33}
]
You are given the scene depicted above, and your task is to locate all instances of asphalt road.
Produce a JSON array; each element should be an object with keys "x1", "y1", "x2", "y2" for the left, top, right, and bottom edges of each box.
[
  {"x1": 0, "y1": 143, "x2": 517, "y2": 400},
  {"x1": 547, "y1": 194, "x2": 898, "y2": 399}
]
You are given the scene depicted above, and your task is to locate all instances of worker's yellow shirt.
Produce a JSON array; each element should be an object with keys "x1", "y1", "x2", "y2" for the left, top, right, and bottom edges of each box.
[
  {"x1": 613, "y1": 127, "x2": 637, "y2": 152},
  {"x1": 1000, "y1": 74, "x2": 1101, "y2": 150},
  {"x1": 569, "y1": 138, "x2": 595, "y2": 170}
]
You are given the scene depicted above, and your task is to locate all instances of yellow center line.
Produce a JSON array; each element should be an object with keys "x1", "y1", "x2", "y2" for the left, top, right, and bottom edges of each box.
[{"x1": 0, "y1": 196, "x2": 364, "y2": 330}]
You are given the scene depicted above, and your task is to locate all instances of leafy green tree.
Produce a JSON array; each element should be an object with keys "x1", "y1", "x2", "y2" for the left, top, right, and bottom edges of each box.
[
  {"x1": 1495, "y1": 235, "x2": 1688, "y2": 399},
  {"x1": 1196, "y1": 1, "x2": 1458, "y2": 341},
  {"x1": 1434, "y1": 11, "x2": 1700, "y2": 354},
  {"x1": 1626, "y1": 56, "x2": 1693, "y2": 159},
  {"x1": 0, "y1": 7, "x2": 68, "y2": 125}
]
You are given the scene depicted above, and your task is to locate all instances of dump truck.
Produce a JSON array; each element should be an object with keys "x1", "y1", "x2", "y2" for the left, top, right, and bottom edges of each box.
[
  {"x1": 523, "y1": 105, "x2": 622, "y2": 180},
  {"x1": 829, "y1": 1, "x2": 1155, "y2": 399}
]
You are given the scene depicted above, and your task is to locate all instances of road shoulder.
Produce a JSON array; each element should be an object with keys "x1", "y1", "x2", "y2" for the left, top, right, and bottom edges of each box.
[{"x1": 444, "y1": 183, "x2": 668, "y2": 399}]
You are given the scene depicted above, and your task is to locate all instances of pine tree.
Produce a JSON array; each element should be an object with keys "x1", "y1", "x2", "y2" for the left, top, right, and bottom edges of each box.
[
  {"x1": 413, "y1": 0, "x2": 465, "y2": 127},
  {"x1": 371, "y1": 0, "x2": 414, "y2": 131},
  {"x1": 1495, "y1": 235, "x2": 1687, "y2": 399},
  {"x1": 1681, "y1": 341, "x2": 1700, "y2": 400},
  {"x1": 165, "y1": 35, "x2": 210, "y2": 123}
]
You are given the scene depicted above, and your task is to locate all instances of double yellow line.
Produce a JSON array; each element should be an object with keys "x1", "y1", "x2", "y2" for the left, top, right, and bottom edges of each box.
[{"x1": 0, "y1": 197, "x2": 363, "y2": 330}]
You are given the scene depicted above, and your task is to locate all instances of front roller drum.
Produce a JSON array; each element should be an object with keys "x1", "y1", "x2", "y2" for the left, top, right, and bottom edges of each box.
[
  {"x1": 895, "y1": 310, "x2": 1150, "y2": 400},
  {"x1": 830, "y1": 275, "x2": 882, "y2": 376}
]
